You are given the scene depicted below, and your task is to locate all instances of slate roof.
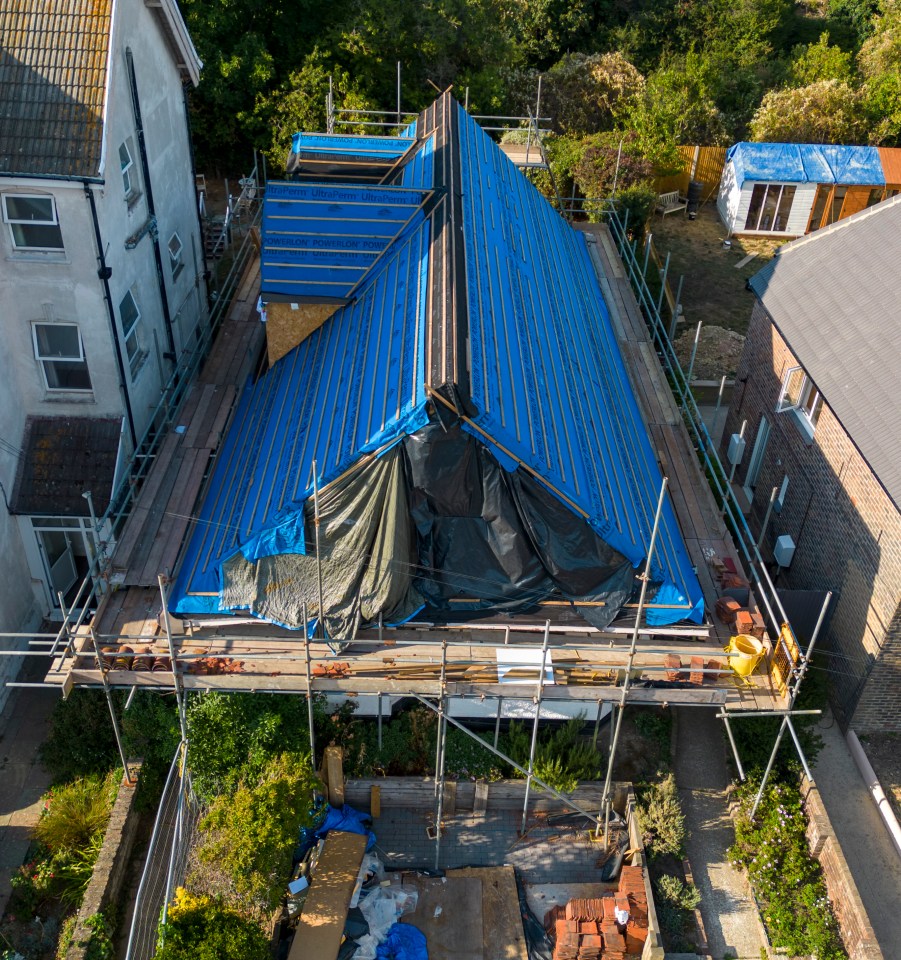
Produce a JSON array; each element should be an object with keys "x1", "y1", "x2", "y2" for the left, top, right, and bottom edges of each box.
[
  {"x1": 0, "y1": 0, "x2": 112, "y2": 177},
  {"x1": 10, "y1": 417, "x2": 122, "y2": 516},
  {"x1": 748, "y1": 195, "x2": 901, "y2": 511}
]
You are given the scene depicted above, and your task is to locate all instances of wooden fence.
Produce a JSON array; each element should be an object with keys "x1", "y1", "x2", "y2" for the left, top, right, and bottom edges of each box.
[{"x1": 654, "y1": 145, "x2": 728, "y2": 201}]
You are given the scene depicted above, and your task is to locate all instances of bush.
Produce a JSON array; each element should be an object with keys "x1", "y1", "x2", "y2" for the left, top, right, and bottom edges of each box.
[
  {"x1": 190, "y1": 752, "x2": 318, "y2": 914},
  {"x1": 654, "y1": 874, "x2": 700, "y2": 951},
  {"x1": 156, "y1": 889, "x2": 270, "y2": 960},
  {"x1": 728, "y1": 778, "x2": 845, "y2": 959},
  {"x1": 35, "y1": 773, "x2": 119, "y2": 854},
  {"x1": 505, "y1": 716, "x2": 601, "y2": 792},
  {"x1": 637, "y1": 773, "x2": 686, "y2": 859}
]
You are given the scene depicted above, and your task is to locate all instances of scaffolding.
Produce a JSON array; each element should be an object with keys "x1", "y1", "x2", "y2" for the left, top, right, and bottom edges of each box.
[{"x1": 0, "y1": 95, "x2": 829, "y2": 920}]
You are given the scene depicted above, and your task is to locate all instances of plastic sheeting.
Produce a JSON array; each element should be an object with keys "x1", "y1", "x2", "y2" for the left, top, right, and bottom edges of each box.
[
  {"x1": 375, "y1": 924, "x2": 428, "y2": 960},
  {"x1": 728, "y1": 142, "x2": 886, "y2": 186}
]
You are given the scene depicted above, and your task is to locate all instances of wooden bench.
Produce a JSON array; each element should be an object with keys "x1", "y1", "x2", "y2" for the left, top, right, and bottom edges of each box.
[{"x1": 656, "y1": 190, "x2": 687, "y2": 217}]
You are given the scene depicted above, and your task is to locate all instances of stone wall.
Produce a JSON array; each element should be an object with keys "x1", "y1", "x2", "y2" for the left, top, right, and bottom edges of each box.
[
  {"x1": 801, "y1": 777, "x2": 884, "y2": 960},
  {"x1": 66, "y1": 762, "x2": 144, "y2": 960}
]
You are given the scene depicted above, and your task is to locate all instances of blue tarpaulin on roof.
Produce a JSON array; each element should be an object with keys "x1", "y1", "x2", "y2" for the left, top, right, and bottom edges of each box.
[
  {"x1": 170, "y1": 100, "x2": 703, "y2": 626},
  {"x1": 729, "y1": 142, "x2": 886, "y2": 186},
  {"x1": 290, "y1": 132, "x2": 415, "y2": 160}
]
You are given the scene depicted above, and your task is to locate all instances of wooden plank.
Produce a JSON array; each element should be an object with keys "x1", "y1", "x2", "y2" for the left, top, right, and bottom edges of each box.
[
  {"x1": 447, "y1": 866, "x2": 529, "y2": 960},
  {"x1": 325, "y1": 746, "x2": 345, "y2": 806},
  {"x1": 203, "y1": 384, "x2": 237, "y2": 449},
  {"x1": 370, "y1": 784, "x2": 381, "y2": 818},
  {"x1": 474, "y1": 781, "x2": 489, "y2": 816},
  {"x1": 182, "y1": 383, "x2": 218, "y2": 448},
  {"x1": 442, "y1": 780, "x2": 457, "y2": 819},
  {"x1": 156, "y1": 449, "x2": 213, "y2": 580}
]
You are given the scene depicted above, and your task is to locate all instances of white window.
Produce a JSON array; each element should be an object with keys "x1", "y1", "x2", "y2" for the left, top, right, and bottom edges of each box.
[
  {"x1": 168, "y1": 232, "x2": 184, "y2": 280},
  {"x1": 777, "y1": 365, "x2": 823, "y2": 435},
  {"x1": 744, "y1": 184, "x2": 796, "y2": 232},
  {"x1": 119, "y1": 139, "x2": 138, "y2": 201},
  {"x1": 32, "y1": 323, "x2": 92, "y2": 391},
  {"x1": 119, "y1": 289, "x2": 146, "y2": 379},
  {"x1": 3, "y1": 194, "x2": 64, "y2": 250}
]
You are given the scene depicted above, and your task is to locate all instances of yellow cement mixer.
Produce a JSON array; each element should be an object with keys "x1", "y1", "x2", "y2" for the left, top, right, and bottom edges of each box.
[{"x1": 724, "y1": 634, "x2": 764, "y2": 678}]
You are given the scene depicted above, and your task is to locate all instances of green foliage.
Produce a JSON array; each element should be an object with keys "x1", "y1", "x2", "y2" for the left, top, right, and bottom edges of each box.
[
  {"x1": 632, "y1": 709, "x2": 673, "y2": 751},
  {"x1": 542, "y1": 53, "x2": 644, "y2": 136},
  {"x1": 749, "y1": 78, "x2": 866, "y2": 142},
  {"x1": 610, "y1": 184, "x2": 659, "y2": 234},
  {"x1": 505, "y1": 716, "x2": 601, "y2": 792},
  {"x1": 79, "y1": 912, "x2": 114, "y2": 960},
  {"x1": 55, "y1": 914, "x2": 77, "y2": 960},
  {"x1": 654, "y1": 873, "x2": 701, "y2": 950},
  {"x1": 573, "y1": 131, "x2": 653, "y2": 198},
  {"x1": 789, "y1": 31, "x2": 855, "y2": 84},
  {"x1": 186, "y1": 691, "x2": 323, "y2": 801},
  {"x1": 191, "y1": 752, "x2": 318, "y2": 914},
  {"x1": 729, "y1": 779, "x2": 846, "y2": 959},
  {"x1": 156, "y1": 889, "x2": 270, "y2": 960},
  {"x1": 637, "y1": 773, "x2": 686, "y2": 859}
]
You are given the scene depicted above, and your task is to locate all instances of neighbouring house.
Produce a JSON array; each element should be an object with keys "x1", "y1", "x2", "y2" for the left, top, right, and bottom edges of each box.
[
  {"x1": 170, "y1": 92, "x2": 704, "y2": 637},
  {"x1": 722, "y1": 195, "x2": 901, "y2": 731},
  {"x1": 717, "y1": 142, "x2": 901, "y2": 238},
  {"x1": 0, "y1": 0, "x2": 205, "y2": 687}
]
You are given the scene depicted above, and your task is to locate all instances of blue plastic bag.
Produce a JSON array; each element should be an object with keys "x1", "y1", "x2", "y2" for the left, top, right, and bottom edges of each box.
[{"x1": 376, "y1": 923, "x2": 428, "y2": 960}]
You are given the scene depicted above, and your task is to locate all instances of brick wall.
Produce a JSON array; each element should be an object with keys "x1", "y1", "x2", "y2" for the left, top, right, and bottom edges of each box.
[
  {"x1": 66, "y1": 762, "x2": 143, "y2": 960},
  {"x1": 723, "y1": 301, "x2": 901, "y2": 730},
  {"x1": 801, "y1": 777, "x2": 885, "y2": 960}
]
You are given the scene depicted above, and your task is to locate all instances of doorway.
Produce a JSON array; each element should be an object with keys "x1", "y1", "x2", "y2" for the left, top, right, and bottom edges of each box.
[
  {"x1": 743, "y1": 417, "x2": 770, "y2": 504},
  {"x1": 30, "y1": 517, "x2": 97, "y2": 614}
]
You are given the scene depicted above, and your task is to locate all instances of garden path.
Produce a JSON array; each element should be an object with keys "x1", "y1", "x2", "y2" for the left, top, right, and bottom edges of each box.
[{"x1": 673, "y1": 707, "x2": 766, "y2": 959}]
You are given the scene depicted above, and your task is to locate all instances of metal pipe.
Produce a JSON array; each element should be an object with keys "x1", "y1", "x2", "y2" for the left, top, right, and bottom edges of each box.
[
  {"x1": 125, "y1": 743, "x2": 183, "y2": 960},
  {"x1": 598, "y1": 477, "x2": 668, "y2": 840},
  {"x1": 670, "y1": 274, "x2": 684, "y2": 341},
  {"x1": 434, "y1": 638, "x2": 448, "y2": 798},
  {"x1": 378, "y1": 693, "x2": 383, "y2": 751},
  {"x1": 312, "y1": 460, "x2": 326, "y2": 641},
  {"x1": 726, "y1": 419, "x2": 747, "y2": 492},
  {"x1": 722, "y1": 715, "x2": 746, "y2": 781},
  {"x1": 409, "y1": 694, "x2": 603, "y2": 828},
  {"x1": 642, "y1": 234, "x2": 652, "y2": 278},
  {"x1": 396, "y1": 61, "x2": 402, "y2": 128},
  {"x1": 785, "y1": 717, "x2": 814, "y2": 782},
  {"x1": 303, "y1": 602, "x2": 316, "y2": 762},
  {"x1": 159, "y1": 576, "x2": 188, "y2": 742},
  {"x1": 89, "y1": 628, "x2": 133, "y2": 783},
  {"x1": 160, "y1": 741, "x2": 188, "y2": 933},
  {"x1": 434, "y1": 638, "x2": 448, "y2": 869},
  {"x1": 494, "y1": 695, "x2": 503, "y2": 749},
  {"x1": 756, "y1": 486, "x2": 779, "y2": 551},
  {"x1": 750, "y1": 717, "x2": 787, "y2": 819},
  {"x1": 592, "y1": 699, "x2": 602, "y2": 750},
  {"x1": 715, "y1": 709, "x2": 822, "y2": 719},
  {"x1": 656, "y1": 252, "x2": 671, "y2": 315},
  {"x1": 682, "y1": 321, "x2": 703, "y2": 412},
  {"x1": 521, "y1": 621, "x2": 550, "y2": 834},
  {"x1": 713, "y1": 375, "x2": 727, "y2": 429}
]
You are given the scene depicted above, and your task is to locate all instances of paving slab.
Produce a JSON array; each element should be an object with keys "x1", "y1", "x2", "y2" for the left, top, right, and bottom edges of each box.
[
  {"x1": 813, "y1": 712, "x2": 901, "y2": 956},
  {"x1": 674, "y1": 707, "x2": 766, "y2": 959}
]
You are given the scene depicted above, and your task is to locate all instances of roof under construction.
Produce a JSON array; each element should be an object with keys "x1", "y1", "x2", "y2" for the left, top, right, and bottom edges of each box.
[{"x1": 170, "y1": 93, "x2": 703, "y2": 638}]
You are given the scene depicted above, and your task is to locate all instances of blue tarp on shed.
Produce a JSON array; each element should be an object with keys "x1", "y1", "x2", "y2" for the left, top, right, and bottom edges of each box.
[{"x1": 729, "y1": 142, "x2": 885, "y2": 187}]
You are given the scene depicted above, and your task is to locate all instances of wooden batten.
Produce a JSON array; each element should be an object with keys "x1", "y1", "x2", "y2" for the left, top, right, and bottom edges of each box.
[{"x1": 265, "y1": 301, "x2": 341, "y2": 365}]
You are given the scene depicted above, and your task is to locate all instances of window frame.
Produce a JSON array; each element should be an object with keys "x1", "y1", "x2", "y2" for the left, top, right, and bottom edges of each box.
[
  {"x1": 777, "y1": 365, "x2": 823, "y2": 437},
  {"x1": 118, "y1": 289, "x2": 147, "y2": 380},
  {"x1": 31, "y1": 322, "x2": 92, "y2": 392},
  {"x1": 743, "y1": 183, "x2": 797, "y2": 233},
  {"x1": 118, "y1": 139, "x2": 140, "y2": 204},
  {"x1": 2, "y1": 193, "x2": 65, "y2": 251},
  {"x1": 168, "y1": 231, "x2": 184, "y2": 281}
]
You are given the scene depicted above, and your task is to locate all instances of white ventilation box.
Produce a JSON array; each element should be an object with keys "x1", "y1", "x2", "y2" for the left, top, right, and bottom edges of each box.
[
  {"x1": 727, "y1": 433, "x2": 746, "y2": 465},
  {"x1": 774, "y1": 534, "x2": 796, "y2": 568}
]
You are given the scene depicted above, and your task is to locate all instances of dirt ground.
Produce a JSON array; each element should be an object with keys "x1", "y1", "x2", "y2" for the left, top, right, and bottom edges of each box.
[
  {"x1": 859, "y1": 733, "x2": 901, "y2": 822},
  {"x1": 651, "y1": 203, "x2": 786, "y2": 337},
  {"x1": 673, "y1": 324, "x2": 746, "y2": 381}
]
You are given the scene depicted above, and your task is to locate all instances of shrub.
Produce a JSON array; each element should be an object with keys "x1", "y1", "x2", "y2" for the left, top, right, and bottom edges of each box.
[
  {"x1": 633, "y1": 709, "x2": 672, "y2": 751},
  {"x1": 189, "y1": 752, "x2": 318, "y2": 914},
  {"x1": 156, "y1": 889, "x2": 269, "y2": 960},
  {"x1": 637, "y1": 773, "x2": 686, "y2": 858},
  {"x1": 654, "y1": 874, "x2": 700, "y2": 951},
  {"x1": 505, "y1": 716, "x2": 601, "y2": 792},
  {"x1": 729, "y1": 778, "x2": 845, "y2": 959},
  {"x1": 35, "y1": 773, "x2": 119, "y2": 854}
]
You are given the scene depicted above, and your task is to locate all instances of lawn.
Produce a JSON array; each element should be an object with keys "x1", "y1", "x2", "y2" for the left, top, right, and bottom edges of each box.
[{"x1": 649, "y1": 203, "x2": 787, "y2": 337}]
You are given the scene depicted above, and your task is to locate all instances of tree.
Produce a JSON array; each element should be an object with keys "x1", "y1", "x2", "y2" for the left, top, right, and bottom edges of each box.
[
  {"x1": 572, "y1": 130, "x2": 653, "y2": 197},
  {"x1": 789, "y1": 32, "x2": 855, "y2": 84},
  {"x1": 542, "y1": 52, "x2": 644, "y2": 136},
  {"x1": 749, "y1": 79, "x2": 866, "y2": 142},
  {"x1": 507, "y1": 0, "x2": 598, "y2": 68}
]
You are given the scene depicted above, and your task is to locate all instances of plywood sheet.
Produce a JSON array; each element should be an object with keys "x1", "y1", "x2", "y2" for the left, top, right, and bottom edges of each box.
[
  {"x1": 266, "y1": 301, "x2": 340, "y2": 364},
  {"x1": 289, "y1": 830, "x2": 367, "y2": 960},
  {"x1": 447, "y1": 866, "x2": 528, "y2": 960},
  {"x1": 402, "y1": 876, "x2": 483, "y2": 960}
]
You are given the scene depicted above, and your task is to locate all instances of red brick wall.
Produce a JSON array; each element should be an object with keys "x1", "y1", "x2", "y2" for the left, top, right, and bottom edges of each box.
[
  {"x1": 802, "y1": 778, "x2": 885, "y2": 960},
  {"x1": 723, "y1": 301, "x2": 901, "y2": 731}
]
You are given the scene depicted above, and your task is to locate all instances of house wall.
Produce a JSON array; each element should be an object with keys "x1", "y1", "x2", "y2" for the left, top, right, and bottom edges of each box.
[
  {"x1": 716, "y1": 160, "x2": 739, "y2": 231},
  {"x1": 723, "y1": 301, "x2": 901, "y2": 731},
  {"x1": 728, "y1": 180, "x2": 817, "y2": 236},
  {"x1": 0, "y1": 3, "x2": 205, "y2": 647}
]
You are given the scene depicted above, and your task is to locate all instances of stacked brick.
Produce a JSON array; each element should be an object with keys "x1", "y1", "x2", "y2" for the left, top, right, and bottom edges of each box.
[{"x1": 545, "y1": 865, "x2": 649, "y2": 960}]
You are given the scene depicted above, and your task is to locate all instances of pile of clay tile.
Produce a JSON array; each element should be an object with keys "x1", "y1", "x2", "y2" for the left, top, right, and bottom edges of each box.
[{"x1": 545, "y1": 866, "x2": 649, "y2": 960}]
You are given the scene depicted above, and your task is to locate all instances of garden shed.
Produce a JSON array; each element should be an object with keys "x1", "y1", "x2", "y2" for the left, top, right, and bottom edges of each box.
[{"x1": 717, "y1": 142, "x2": 901, "y2": 238}]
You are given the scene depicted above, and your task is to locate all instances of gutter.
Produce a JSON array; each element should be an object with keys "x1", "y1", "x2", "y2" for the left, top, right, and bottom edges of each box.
[
  {"x1": 846, "y1": 729, "x2": 901, "y2": 861},
  {"x1": 84, "y1": 183, "x2": 138, "y2": 450},
  {"x1": 125, "y1": 47, "x2": 177, "y2": 364}
]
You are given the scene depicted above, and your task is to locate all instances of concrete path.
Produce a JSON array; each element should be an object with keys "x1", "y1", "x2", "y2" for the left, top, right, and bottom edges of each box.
[
  {"x1": 813, "y1": 712, "x2": 901, "y2": 955},
  {"x1": 0, "y1": 676, "x2": 56, "y2": 917},
  {"x1": 674, "y1": 707, "x2": 766, "y2": 959}
]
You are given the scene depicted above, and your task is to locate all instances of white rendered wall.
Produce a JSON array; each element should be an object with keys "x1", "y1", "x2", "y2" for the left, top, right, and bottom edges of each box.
[{"x1": 731, "y1": 181, "x2": 817, "y2": 237}]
